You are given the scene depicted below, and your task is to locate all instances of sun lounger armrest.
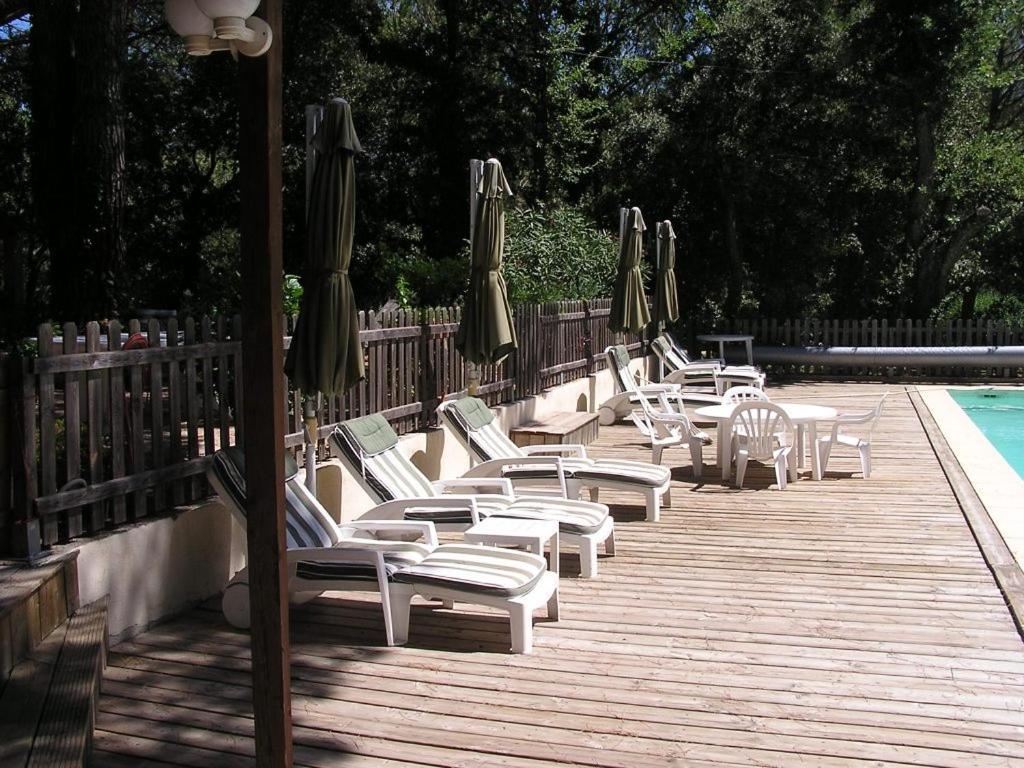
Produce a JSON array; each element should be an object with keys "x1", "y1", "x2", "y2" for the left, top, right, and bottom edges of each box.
[
  {"x1": 464, "y1": 456, "x2": 569, "y2": 498},
  {"x1": 433, "y1": 477, "x2": 515, "y2": 497},
  {"x1": 344, "y1": 520, "x2": 439, "y2": 548},
  {"x1": 638, "y1": 383, "x2": 679, "y2": 394},
  {"x1": 520, "y1": 444, "x2": 589, "y2": 459}
]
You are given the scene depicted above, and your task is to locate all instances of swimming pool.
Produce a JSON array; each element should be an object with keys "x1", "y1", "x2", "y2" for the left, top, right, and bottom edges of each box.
[{"x1": 949, "y1": 389, "x2": 1024, "y2": 479}]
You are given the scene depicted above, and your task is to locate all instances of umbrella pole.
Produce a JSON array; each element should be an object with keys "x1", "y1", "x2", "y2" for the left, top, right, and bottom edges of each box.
[
  {"x1": 614, "y1": 207, "x2": 628, "y2": 346},
  {"x1": 302, "y1": 393, "x2": 319, "y2": 493},
  {"x1": 654, "y1": 221, "x2": 664, "y2": 382},
  {"x1": 466, "y1": 159, "x2": 484, "y2": 396}
]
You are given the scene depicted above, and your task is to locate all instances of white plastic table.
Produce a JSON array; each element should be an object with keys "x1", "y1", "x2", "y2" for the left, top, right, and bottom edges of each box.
[
  {"x1": 463, "y1": 517, "x2": 561, "y2": 580},
  {"x1": 697, "y1": 333, "x2": 755, "y2": 366},
  {"x1": 693, "y1": 402, "x2": 838, "y2": 482}
]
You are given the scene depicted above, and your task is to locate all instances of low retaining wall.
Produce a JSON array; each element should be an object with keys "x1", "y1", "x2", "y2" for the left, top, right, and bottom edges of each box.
[{"x1": 63, "y1": 363, "x2": 629, "y2": 641}]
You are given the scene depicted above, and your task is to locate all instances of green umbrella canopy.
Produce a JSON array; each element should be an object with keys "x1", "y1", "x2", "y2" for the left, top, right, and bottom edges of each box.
[
  {"x1": 456, "y1": 158, "x2": 518, "y2": 365},
  {"x1": 652, "y1": 220, "x2": 680, "y2": 324},
  {"x1": 608, "y1": 206, "x2": 651, "y2": 334},
  {"x1": 285, "y1": 97, "x2": 364, "y2": 396}
]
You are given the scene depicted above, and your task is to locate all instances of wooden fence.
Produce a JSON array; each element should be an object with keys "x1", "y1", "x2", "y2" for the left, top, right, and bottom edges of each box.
[
  {"x1": 1, "y1": 299, "x2": 644, "y2": 556},
  {"x1": 709, "y1": 317, "x2": 1024, "y2": 378}
]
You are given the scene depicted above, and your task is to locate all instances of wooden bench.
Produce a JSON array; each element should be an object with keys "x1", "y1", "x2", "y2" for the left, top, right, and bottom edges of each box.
[{"x1": 510, "y1": 411, "x2": 600, "y2": 448}]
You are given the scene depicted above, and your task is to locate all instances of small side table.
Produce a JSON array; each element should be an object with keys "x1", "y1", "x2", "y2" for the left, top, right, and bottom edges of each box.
[
  {"x1": 463, "y1": 517, "x2": 560, "y2": 579},
  {"x1": 696, "y1": 333, "x2": 755, "y2": 366}
]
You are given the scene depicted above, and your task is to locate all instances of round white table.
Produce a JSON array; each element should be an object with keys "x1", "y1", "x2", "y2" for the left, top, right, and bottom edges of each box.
[{"x1": 693, "y1": 402, "x2": 838, "y2": 482}]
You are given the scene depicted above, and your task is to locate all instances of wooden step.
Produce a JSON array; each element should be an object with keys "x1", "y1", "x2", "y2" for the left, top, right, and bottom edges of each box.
[
  {"x1": 0, "y1": 553, "x2": 80, "y2": 683},
  {"x1": 0, "y1": 597, "x2": 108, "y2": 768}
]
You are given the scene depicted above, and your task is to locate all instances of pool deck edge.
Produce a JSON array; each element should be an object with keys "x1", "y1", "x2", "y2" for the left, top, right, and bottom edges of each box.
[{"x1": 911, "y1": 386, "x2": 1024, "y2": 633}]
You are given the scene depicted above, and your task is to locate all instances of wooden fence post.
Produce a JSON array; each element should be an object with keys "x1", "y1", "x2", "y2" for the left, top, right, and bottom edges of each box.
[{"x1": 9, "y1": 355, "x2": 41, "y2": 559}]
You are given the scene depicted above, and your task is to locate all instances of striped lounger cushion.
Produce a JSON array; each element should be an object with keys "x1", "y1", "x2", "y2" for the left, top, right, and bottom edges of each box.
[
  {"x1": 211, "y1": 447, "x2": 431, "y2": 582},
  {"x1": 332, "y1": 416, "x2": 609, "y2": 535},
  {"x1": 394, "y1": 545, "x2": 546, "y2": 598},
  {"x1": 444, "y1": 397, "x2": 670, "y2": 489}
]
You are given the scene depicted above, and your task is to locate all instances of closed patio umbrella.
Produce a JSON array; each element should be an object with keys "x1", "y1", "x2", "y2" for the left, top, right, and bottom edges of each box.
[
  {"x1": 608, "y1": 206, "x2": 651, "y2": 334},
  {"x1": 285, "y1": 97, "x2": 364, "y2": 488},
  {"x1": 456, "y1": 158, "x2": 517, "y2": 366},
  {"x1": 652, "y1": 220, "x2": 680, "y2": 325}
]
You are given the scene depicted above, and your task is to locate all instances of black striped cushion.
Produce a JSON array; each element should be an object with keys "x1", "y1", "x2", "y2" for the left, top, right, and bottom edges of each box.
[
  {"x1": 331, "y1": 424, "x2": 435, "y2": 503},
  {"x1": 295, "y1": 549, "x2": 424, "y2": 583},
  {"x1": 393, "y1": 545, "x2": 545, "y2": 597}
]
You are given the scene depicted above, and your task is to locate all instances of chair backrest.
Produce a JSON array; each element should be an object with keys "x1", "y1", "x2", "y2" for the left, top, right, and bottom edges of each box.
[
  {"x1": 650, "y1": 336, "x2": 687, "y2": 373},
  {"x1": 208, "y1": 447, "x2": 341, "y2": 550},
  {"x1": 330, "y1": 414, "x2": 437, "y2": 503},
  {"x1": 605, "y1": 344, "x2": 640, "y2": 395},
  {"x1": 862, "y1": 393, "x2": 888, "y2": 439},
  {"x1": 730, "y1": 402, "x2": 794, "y2": 461},
  {"x1": 438, "y1": 396, "x2": 526, "y2": 463},
  {"x1": 722, "y1": 386, "x2": 769, "y2": 404},
  {"x1": 664, "y1": 331, "x2": 693, "y2": 364}
]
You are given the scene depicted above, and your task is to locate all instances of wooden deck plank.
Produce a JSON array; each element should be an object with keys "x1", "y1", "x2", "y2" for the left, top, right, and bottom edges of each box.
[{"x1": 97, "y1": 383, "x2": 1024, "y2": 766}]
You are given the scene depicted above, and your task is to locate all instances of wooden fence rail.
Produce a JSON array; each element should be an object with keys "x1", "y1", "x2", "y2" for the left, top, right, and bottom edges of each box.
[{"x1": 2, "y1": 301, "x2": 645, "y2": 556}]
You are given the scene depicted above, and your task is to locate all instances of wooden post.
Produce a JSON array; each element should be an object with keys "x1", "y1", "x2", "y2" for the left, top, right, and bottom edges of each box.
[{"x1": 238, "y1": 2, "x2": 292, "y2": 766}]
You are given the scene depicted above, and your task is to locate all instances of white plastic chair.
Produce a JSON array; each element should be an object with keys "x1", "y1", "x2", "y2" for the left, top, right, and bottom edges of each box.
[
  {"x1": 722, "y1": 386, "x2": 770, "y2": 404},
  {"x1": 730, "y1": 402, "x2": 796, "y2": 490},
  {"x1": 816, "y1": 394, "x2": 887, "y2": 479},
  {"x1": 629, "y1": 395, "x2": 710, "y2": 478}
]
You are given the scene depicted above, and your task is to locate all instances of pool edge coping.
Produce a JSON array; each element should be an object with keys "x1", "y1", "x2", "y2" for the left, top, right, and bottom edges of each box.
[{"x1": 910, "y1": 386, "x2": 1024, "y2": 635}]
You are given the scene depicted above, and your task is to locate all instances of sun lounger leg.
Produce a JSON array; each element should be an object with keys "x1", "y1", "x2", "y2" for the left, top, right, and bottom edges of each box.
[
  {"x1": 605, "y1": 529, "x2": 616, "y2": 555},
  {"x1": 645, "y1": 489, "x2": 661, "y2": 522},
  {"x1": 588, "y1": 487, "x2": 600, "y2": 503},
  {"x1": 390, "y1": 586, "x2": 414, "y2": 646},
  {"x1": 509, "y1": 603, "x2": 533, "y2": 654},
  {"x1": 222, "y1": 571, "x2": 251, "y2": 629},
  {"x1": 579, "y1": 538, "x2": 598, "y2": 579}
]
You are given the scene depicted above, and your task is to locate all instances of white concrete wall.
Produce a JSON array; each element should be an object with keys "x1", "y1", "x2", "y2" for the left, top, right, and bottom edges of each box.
[
  {"x1": 72, "y1": 361, "x2": 636, "y2": 641},
  {"x1": 73, "y1": 499, "x2": 247, "y2": 643}
]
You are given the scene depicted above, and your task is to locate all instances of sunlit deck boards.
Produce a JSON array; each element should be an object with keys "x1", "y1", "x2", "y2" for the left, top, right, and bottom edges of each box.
[{"x1": 93, "y1": 383, "x2": 1024, "y2": 767}]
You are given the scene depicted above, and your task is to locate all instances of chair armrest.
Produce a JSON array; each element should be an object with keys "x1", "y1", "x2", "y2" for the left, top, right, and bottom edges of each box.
[
  {"x1": 463, "y1": 456, "x2": 569, "y2": 498},
  {"x1": 433, "y1": 477, "x2": 515, "y2": 497},
  {"x1": 362, "y1": 496, "x2": 484, "y2": 525},
  {"x1": 833, "y1": 409, "x2": 875, "y2": 424},
  {"x1": 521, "y1": 444, "x2": 588, "y2": 459},
  {"x1": 344, "y1": 519, "x2": 439, "y2": 548}
]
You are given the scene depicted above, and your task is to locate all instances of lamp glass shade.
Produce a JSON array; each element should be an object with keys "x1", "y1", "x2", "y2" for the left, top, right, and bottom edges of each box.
[
  {"x1": 165, "y1": 0, "x2": 214, "y2": 37},
  {"x1": 194, "y1": 0, "x2": 260, "y2": 19}
]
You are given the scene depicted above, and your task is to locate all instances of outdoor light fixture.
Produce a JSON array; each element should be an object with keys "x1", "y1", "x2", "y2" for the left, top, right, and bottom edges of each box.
[{"x1": 164, "y1": 0, "x2": 272, "y2": 58}]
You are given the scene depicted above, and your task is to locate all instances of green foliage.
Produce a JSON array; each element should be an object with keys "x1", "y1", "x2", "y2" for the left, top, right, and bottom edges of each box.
[
  {"x1": 3, "y1": 0, "x2": 1024, "y2": 333},
  {"x1": 282, "y1": 274, "x2": 303, "y2": 316},
  {"x1": 502, "y1": 206, "x2": 622, "y2": 304}
]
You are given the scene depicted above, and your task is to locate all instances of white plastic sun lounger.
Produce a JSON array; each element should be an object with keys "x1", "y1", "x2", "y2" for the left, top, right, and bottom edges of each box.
[
  {"x1": 208, "y1": 447, "x2": 558, "y2": 653},
  {"x1": 329, "y1": 414, "x2": 614, "y2": 578},
  {"x1": 651, "y1": 335, "x2": 765, "y2": 394},
  {"x1": 437, "y1": 396, "x2": 673, "y2": 523},
  {"x1": 599, "y1": 344, "x2": 721, "y2": 427}
]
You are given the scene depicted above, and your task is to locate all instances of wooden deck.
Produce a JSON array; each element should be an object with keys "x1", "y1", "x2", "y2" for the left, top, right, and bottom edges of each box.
[{"x1": 93, "y1": 383, "x2": 1024, "y2": 767}]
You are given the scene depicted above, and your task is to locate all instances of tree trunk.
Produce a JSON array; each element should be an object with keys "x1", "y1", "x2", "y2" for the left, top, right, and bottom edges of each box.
[
  {"x1": 719, "y1": 178, "x2": 743, "y2": 319},
  {"x1": 72, "y1": 0, "x2": 128, "y2": 319},
  {"x1": 30, "y1": 0, "x2": 75, "y2": 320},
  {"x1": 31, "y1": 0, "x2": 127, "y2": 323}
]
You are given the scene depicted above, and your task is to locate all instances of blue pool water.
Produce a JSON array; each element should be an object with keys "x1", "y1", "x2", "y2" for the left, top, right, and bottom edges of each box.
[{"x1": 949, "y1": 389, "x2": 1024, "y2": 479}]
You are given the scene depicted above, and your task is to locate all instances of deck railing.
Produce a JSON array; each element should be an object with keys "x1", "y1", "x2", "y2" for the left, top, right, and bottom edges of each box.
[{"x1": 1, "y1": 299, "x2": 645, "y2": 556}]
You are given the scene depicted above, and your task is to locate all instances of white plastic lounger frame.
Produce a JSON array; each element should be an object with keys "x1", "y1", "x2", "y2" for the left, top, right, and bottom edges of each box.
[
  {"x1": 330, "y1": 416, "x2": 615, "y2": 578},
  {"x1": 438, "y1": 396, "x2": 673, "y2": 523},
  {"x1": 816, "y1": 394, "x2": 887, "y2": 479},
  {"x1": 599, "y1": 344, "x2": 720, "y2": 427},
  {"x1": 209, "y1": 448, "x2": 558, "y2": 653},
  {"x1": 651, "y1": 336, "x2": 765, "y2": 394},
  {"x1": 729, "y1": 402, "x2": 797, "y2": 490}
]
